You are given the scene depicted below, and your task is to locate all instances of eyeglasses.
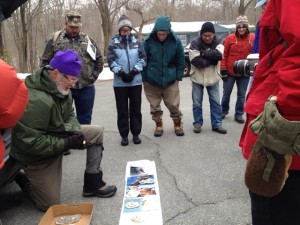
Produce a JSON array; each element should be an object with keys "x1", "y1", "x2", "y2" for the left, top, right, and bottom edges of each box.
[
  {"x1": 120, "y1": 28, "x2": 131, "y2": 33},
  {"x1": 62, "y1": 73, "x2": 78, "y2": 84}
]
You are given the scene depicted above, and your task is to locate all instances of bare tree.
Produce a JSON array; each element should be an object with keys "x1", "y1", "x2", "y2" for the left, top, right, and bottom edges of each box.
[
  {"x1": 92, "y1": 0, "x2": 130, "y2": 58},
  {"x1": 125, "y1": 1, "x2": 156, "y2": 40},
  {"x1": 7, "y1": 0, "x2": 43, "y2": 72},
  {"x1": 0, "y1": 23, "x2": 3, "y2": 58}
]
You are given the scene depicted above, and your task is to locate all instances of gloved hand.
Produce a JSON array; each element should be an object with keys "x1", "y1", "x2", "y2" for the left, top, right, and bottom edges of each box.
[
  {"x1": 211, "y1": 60, "x2": 219, "y2": 65},
  {"x1": 64, "y1": 133, "x2": 86, "y2": 151},
  {"x1": 117, "y1": 70, "x2": 125, "y2": 77},
  {"x1": 200, "y1": 50, "x2": 209, "y2": 58},
  {"x1": 220, "y1": 69, "x2": 228, "y2": 81},
  {"x1": 129, "y1": 68, "x2": 139, "y2": 76},
  {"x1": 121, "y1": 72, "x2": 134, "y2": 83}
]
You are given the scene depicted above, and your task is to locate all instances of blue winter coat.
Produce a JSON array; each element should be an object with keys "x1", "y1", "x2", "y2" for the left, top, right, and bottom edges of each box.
[
  {"x1": 142, "y1": 16, "x2": 185, "y2": 88},
  {"x1": 107, "y1": 34, "x2": 146, "y2": 87}
]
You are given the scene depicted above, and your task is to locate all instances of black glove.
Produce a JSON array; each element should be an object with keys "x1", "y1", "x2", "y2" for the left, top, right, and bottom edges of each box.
[
  {"x1": 117, "y1": 70, "x2": 125, "y2": 77},
  {"x1": 211, "y1": 60, "x2": 219, "y2": 65},
  {"x1": 201, "y1": 50, "x2": 208, "y2": 58},
  {"x1": 121, "y1": 72, "x2": 134, "y2": 83},
  {"x1": 129, "y1": 68, "x2": 139, "y2": 76},
  {"x1": 64, "y1": 133, "x2": 85, "y2": 151},
  {"x1": 220, "y1": 69, "x2": 228, "y2": 81}
]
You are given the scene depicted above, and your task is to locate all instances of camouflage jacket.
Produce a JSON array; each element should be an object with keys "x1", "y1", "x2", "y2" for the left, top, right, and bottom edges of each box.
[{"x1": 40, "y1": 30, "x2": 104, "y2": 88}]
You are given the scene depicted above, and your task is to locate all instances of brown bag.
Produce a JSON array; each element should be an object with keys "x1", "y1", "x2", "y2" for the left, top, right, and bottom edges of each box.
[
  {"x1": 245, "y1": 97, "x2": 300, "y2": 197},
  {"x1": 245, "y1": 143, "x2": 292, "y2": 197}
]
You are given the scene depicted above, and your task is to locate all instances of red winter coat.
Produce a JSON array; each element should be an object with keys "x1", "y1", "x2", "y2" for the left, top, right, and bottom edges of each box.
[
  {"x1": 221, "y1": 32, "x2": 254, "y2": 75},
  {"x1": 240, "y1": 0, "x2": 300, "y2": 170},
  {"x1": 0, "y1": 60, "x2": 28, "y2": 169}
]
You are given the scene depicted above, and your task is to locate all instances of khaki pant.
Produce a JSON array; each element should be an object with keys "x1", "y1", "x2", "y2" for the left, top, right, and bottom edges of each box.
[
  {"x1": 25, "y1": 125, "x2": 103, "y2": 211},
  {"x1": 143, "y1": 81, "x2": 182, "y2": 121}
]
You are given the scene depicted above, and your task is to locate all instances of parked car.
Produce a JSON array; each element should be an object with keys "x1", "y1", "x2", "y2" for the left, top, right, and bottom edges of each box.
[{"x1": 184, "y1": 43, "x2": 191, "y2": 77}]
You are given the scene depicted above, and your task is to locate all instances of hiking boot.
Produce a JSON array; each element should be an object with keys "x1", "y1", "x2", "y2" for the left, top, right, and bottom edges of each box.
[
  {"x1": 121, "y1": 137, "x2": 128, "y2": 146},
  {"x1": 154, "y1": 119, "x2": 163, "y2": 137},
  {"x1": 212, "y1": 127, "x2": 227, "y2": 134},
  {"x1": 133, "y1": 135, "x2": 141, "y2": 144},
  {"x1": 193, "y1": 125, "x2": 202, "y2": 133},
  {"x1": 235, "y1": 117, "x2": 245, "y2": 124},
  {"x1": 173, "y1": 118, "x2": 184, "y2": 136},
  {"x1": 221, "y1": 112, "x2": 228, "y2": 119},
  {"x1": 83, "y1": 185, "x2": 117, "y2": 198}
]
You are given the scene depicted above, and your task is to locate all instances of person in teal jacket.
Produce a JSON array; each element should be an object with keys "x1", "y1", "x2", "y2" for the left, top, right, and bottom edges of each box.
[
  {"x1": 142, "y1": 16, "x2": 185, "y2": 137},
  {"x1": 11, "y1": 50, "x2": 116, "y2": 211}
]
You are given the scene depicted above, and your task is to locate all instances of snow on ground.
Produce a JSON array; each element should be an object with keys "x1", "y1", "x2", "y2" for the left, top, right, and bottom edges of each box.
[{"x1": 17, "y1": 67, "x2": 114, "y2": 81}]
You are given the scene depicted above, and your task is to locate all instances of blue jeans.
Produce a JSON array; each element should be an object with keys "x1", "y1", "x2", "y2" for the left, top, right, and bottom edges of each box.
[
  {"x1": 221, "y1": 75, "x2": 249, "y2": 118},
  {"x1": 192, "y1": 82, "x2": 222, "y2": 128},
  {"x1": 71, "y1": 86, "x2": 95, "y2": 124}
]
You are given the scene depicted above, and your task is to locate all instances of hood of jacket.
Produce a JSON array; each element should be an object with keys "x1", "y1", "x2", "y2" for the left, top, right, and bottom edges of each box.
[
  {"x1": 25, "y1": 67, "x2": 66, "y2": 99},
  {"x1": 153, "y1": 16, "x2": 171, "y2": 32}
]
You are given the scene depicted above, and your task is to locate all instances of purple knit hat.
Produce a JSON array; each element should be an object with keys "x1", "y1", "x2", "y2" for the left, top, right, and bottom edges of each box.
[{"x1": 50, "y1": 50, "x2": 82, "y2": 77}]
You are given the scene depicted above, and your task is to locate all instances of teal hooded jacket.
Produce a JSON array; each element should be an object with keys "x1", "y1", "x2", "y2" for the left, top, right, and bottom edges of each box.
[
  {"x1": 142, "y1": 16, "x2": 185, "y2": 88},
  {"x1": 10, "y1": 68, "x2": 81, "y2": 166}
]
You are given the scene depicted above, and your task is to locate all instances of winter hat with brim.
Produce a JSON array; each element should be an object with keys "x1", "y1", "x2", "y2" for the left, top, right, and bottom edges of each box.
[
  {"x1": 118, "y1": 15, "x2": 133, "y2": 31},
  {"x1": 50, "y1": 50, "x2": 82, "y2": 78},
  {"x1": 236, "y1": 15, "x2": 249, "y2": 28},
  {"x1": 200, "y1": 22, "x2": 215, "y2": 35},
  {"x1": 65, "y1": 11, "x2": 82, "y2": 27},
  {"x1": 255, "y1": 0, "x2": 267, "y2": 8}
]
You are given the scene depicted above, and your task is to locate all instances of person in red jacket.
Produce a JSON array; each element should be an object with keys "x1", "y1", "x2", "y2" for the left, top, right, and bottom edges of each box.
[
  {"x1": 0, "y1": 59, "x2": 28, "y2": 169},
  {"x1": 240, "y1": 0, "x2": 300, "y2": 224},
  {"x1": 221, "y1": 15, "x2": 255, "y2": 124}
]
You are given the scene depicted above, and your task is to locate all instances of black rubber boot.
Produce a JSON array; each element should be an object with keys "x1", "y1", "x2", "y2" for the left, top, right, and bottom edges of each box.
[{"x1": 83, "y1": 172, "x2": 117, "y2": 198}]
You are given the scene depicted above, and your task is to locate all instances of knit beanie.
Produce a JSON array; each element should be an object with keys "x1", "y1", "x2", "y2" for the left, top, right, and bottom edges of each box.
[
  {"x1": 50, "y1": 50, "x2": 82, "y2": 77},
  {"x1": 200, "y1": 22, "x2": 215, "y2": 35},
  {"x1": 118, "y1": 15, "x2": 133, "y2": 31},
  {"x1": 236, "y1": 15, "x2": 249, "y2": 28}
]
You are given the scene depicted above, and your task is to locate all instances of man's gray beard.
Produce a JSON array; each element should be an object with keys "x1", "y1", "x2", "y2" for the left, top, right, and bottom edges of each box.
[{"x1": 54, "y1": 77, "x2": 69, "y2": 96}]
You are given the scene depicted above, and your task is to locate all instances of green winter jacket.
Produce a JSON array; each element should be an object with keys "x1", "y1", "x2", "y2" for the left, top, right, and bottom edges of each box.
[
  {"x1": 10, "y1": 68, "x2": 81, "y2": 166},
  {"x1": 142, "y1": 16, "x2": 185, "y2": 88}
]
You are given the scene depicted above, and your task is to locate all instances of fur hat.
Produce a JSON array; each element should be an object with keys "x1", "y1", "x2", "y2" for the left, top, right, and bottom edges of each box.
[
  {"x1": 118, "y1": 15, "x2": 132, "y2": 31},
  {"x1": 65, "y1": 11, "x2": 82, "y2": 27},
  {"x1": 200, "y1": 22, "x2": 215, "y2": 35},
  {"x1": 50, "y1": 50, "x2": 82, "y2": 77},
  {"x1": 236, "y1": 15, "x2": 249, "y2": 28}
]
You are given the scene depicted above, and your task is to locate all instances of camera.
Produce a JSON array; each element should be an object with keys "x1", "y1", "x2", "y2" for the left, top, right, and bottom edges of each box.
[{"x1": 233, "y1": 53, "x2": 259, "y2": 76}]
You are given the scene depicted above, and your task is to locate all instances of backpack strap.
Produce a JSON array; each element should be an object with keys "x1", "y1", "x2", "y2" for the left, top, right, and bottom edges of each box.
[{"x1": 52, "y1": 30, "x2": 62, "y2": 43}]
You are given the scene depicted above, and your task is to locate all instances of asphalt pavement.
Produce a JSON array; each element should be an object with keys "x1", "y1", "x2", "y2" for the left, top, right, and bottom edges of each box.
[{"x1": 0, "y1": 77, "x2": 252, "y2": 225}]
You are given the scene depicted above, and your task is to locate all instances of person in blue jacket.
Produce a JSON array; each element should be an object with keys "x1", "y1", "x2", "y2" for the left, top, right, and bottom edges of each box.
[
  {"x1": 142, "y1": 16, "x2": 185, "y2": 137},
  {"x1": 107, "y1": 15, "x2": 146, "y2": 146}
]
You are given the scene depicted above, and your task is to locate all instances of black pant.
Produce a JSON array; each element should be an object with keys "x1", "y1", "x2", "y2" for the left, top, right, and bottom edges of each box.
[
  {"x1": 250, "y1": 171, "x2": 300, "y2": 225},
  {"x1": 114, "y1": 85, "x2": 142, "y2": 138}
]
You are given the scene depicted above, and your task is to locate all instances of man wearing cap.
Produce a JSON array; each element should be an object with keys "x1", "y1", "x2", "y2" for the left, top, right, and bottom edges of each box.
[
  {"x1": 142, "y1": 16, "x2": 185, "y2": 137},
  {"x1": 11, "y1": 50, "x2": 117, "y2": 212},
  {"x1": 220, "y1": 15, "x2": 255, "y2": 124},
  {"x1": 40, "y1": 11, "x2": 103, "y2": 129},
  {"x1": 189, "y1": 22, "x2": 227, "y2": 134}
]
